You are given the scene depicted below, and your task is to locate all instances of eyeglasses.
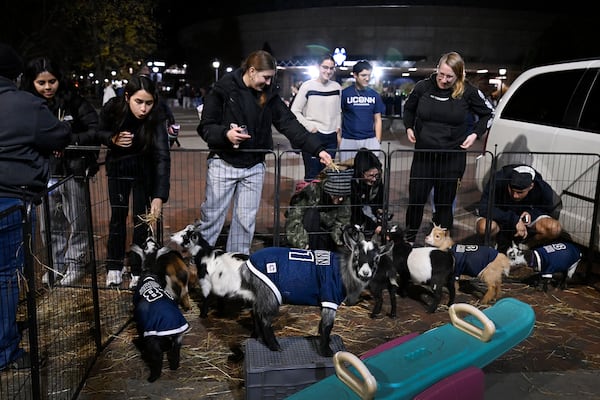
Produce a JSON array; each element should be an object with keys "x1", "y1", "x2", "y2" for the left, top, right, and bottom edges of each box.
[
  {"x1": 320, "y1": 65, "x2": 335, "y2": 71},
  {"x1": 437, "y1": 72, "x2": 456, "y2": 80},
  {"x1": 364, "y1": 172, "x2": 381, "y2": 180}
]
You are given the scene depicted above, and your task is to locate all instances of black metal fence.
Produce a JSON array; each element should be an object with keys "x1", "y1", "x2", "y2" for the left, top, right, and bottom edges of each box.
[{"x1": 1, "y1": 147, "x2": 598, "y2": 399}]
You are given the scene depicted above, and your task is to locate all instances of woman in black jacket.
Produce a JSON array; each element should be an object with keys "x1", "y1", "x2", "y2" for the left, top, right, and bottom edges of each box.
[
  {"x1": 21, "y1": 57, "x2": 99, "y2": 286},
  {"x1": 197, "y1": 50, "x2": 332, "y2": 254},
  {"x1": 402, "y1": 51, "x2": 494, "y2": 243},
  {"x1": 97, "y1": 75, "x2": 170, "y2": 288}
]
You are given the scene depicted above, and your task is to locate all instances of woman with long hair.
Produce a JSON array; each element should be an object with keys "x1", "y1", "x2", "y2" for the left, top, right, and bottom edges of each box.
[
  {"x1": 97, "y1": 75, "x2": 170, "y2": 288},
  {"x1": 21, "y1": 56, "x2": 99, "y2": 286},
  {"x1": 197, "y1": 50, "x2": 332, "y2": 254}
]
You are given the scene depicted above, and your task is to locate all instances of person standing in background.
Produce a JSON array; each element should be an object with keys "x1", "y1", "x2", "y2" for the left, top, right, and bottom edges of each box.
[
  {"x1": 102, "y1": 81, "x2": 116, "y2": 106},
  {"x1": 21, "y1": 56, "x2": 99, "y2": 286},
  {"x1": 197, "y1": 50, "x2": 332, "y2": 255},
  {"x1": 402, "y1": 51, "x2": 494, "y2": 244},
  {"x1": 0, "y1": 43, "x2": 71, "y2": 371},
  {"x1": 339, "y1": 60, "x2": 385, "y2": 162},
  {"x1": 96, "y1": 75, "x2": 170, "y2": 288},
  {"x1": 291, "y1": 54, "x2": 341, "y2": 182}
]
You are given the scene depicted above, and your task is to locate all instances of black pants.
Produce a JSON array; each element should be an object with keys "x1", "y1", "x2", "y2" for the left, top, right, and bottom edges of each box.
[
  {"x1": 405, "y1": 151, "x2": 466, "y2": 241},
  {"x1": 106, "y1": 158, "x2": 151, "y2": 274}
]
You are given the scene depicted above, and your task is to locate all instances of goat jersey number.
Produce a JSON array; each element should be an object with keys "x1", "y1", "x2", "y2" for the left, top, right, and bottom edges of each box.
[
  {"x1": 452, "y1": 244, "x2": 500, "y2": 277},
  {"x1": 133, "y1": 276, "x2": 189, "y2": 337},
  {"x1": 247, "y1": 247, "x2": 345, "y2": 309}
]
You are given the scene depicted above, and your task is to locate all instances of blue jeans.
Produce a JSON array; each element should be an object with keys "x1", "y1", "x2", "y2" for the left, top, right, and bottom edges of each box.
[
  {"x1": 199, "y1": 158, "x2": 265, "y2": 254},
  {"x1": 302, "y1": 132, "x2": 337, "y2": 181},
  {"x1": 0, "y1": 198, "x2": 26, "y2": 370}
]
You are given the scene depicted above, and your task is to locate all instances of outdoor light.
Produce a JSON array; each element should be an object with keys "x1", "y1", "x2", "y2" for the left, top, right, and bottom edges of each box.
[
  {"x1": 226, "y1": 66, "x2": 233, "y2": 73},
  {"x1": 212, "y1": 60, "x2": 221, "y2": 82}
]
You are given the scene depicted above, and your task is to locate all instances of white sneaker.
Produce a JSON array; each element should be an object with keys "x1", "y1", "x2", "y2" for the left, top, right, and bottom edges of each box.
[
  {"x1": 106, "y1": 270, "x2": 123, "y2": 286},
  {"x1": 59, "y1": 267, "x2": 84, "y2": 286},
  {"x1": 129, "y1": 275, "x2": 140, "y2": 289}
]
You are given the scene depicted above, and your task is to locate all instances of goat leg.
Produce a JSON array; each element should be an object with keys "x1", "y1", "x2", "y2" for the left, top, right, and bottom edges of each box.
[
  {"x1": 167, "y1": 335, "x2": 183, "y2": 370},
  {"x1": 318, "y1": 308, "x2": 336, "y2": 357},
  {"x1": 388, "y1": 282, "x2": 398, "y2": 318}
]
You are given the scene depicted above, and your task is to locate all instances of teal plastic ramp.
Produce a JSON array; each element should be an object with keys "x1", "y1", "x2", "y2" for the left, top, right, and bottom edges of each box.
[{"x1": 286, "y1": 297, "x2": 535, "y2": 400}]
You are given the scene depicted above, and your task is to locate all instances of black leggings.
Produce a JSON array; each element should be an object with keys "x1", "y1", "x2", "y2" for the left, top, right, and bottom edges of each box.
[{"x1": 405, "y1": 151, "x2": 466, "y2": 240}]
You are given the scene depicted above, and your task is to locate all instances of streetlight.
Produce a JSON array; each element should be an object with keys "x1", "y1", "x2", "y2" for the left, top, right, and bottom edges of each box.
[{"x1": 212, "y1": 60, "x2": 220, "y2": 83}]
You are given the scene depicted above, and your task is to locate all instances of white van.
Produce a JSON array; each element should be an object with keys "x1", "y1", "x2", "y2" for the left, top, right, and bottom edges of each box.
[{"x1": 476, "y1": 59, "x2": 600, "y2": 250}]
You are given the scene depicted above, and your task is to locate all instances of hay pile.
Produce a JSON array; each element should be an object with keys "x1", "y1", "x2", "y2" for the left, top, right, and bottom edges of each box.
[{"x1": 78, "y1": 275, "x2": 600, "y2": 399}]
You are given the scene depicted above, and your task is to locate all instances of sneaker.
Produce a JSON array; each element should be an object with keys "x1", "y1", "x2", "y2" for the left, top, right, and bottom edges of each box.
[
  {"x1": 106, "y1": 270, "x2": 123, "y2": 286},
  {"x1": 129, "y1": 275, "x2": 140, "y2": 289},
  {"x1": 59, "y1": 267, "x2": 85, "y2": 286}
]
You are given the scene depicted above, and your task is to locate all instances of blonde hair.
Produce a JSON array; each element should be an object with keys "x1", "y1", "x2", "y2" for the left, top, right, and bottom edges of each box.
[{"x1": 438, "y1": 51, "x2": 465, "y2": 99}]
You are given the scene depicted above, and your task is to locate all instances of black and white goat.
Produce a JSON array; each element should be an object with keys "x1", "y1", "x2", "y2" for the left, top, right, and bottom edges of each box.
[
  {"x1": 425, "y1": 224, "x2": 511, "y2": 304},
  {"x1": 367, "y1": 225, "x2": 408, "y2": 319},
  {"x1": 171, "y1": 224, "x2": 392, "y2": 356},
  {"x1": 385, "y1": 229, "x2": 455, "y2": 313},
  {"x1": 130, "y1": 237, "x2": 192, "y2": 382},
  {"x1": 170, "y1": 224, "x2": 249, "y2": 318}
]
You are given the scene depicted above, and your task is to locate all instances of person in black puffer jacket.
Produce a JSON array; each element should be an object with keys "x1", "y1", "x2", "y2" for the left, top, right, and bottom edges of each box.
[
  {"x1": 0, "y1": 43, "x2": 71, "y2": 371},
  {"x1": 197, "y1": 50, "x2": 332, "y2": 255},
  {"x1": 21, "y1": 57, "x2": 99, "y2": 286}
]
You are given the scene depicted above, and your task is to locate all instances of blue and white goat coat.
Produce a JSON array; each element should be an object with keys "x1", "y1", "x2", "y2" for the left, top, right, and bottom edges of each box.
[{"x1": 246, "y1": 247, "x2": 345, "y2": 310}]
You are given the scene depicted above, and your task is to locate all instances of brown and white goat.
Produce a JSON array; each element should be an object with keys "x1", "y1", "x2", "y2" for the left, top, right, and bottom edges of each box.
[
  {"x1": 171, "y1": 224, "x2": 392, "y2": 356},
  {"x1": 424, "y1": 224, "x2": 511, "y2": 304}
]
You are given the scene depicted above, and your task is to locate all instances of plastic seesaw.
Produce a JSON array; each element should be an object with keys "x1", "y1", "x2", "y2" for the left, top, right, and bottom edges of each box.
[{"x1": 286, "y1": 297, "x2": 535, "y2": 400}]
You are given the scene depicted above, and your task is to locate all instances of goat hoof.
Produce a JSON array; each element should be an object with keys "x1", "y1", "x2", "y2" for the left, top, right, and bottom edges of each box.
[{"x1": 320, "y1": 347, "x2": 333, "y2": 357}]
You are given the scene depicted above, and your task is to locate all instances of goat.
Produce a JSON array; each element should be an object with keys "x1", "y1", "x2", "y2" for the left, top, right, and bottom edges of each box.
[
  {"x1": 130, "y1": 237, "x2": 191, "y2": 382},
  {"x1": 522, "y1": 241, "x2": 582, "y2": 292},
  {"x1": 170, "y1": 224, "x2": 392, "y2": 356},
  {"x1": 385, "y1": 226, "x2": 454, "y2": 313},
  {"x1": 170, "y1": 224, "x2": 249, "y2": 317},
  {"x1": 424, "y1": 224, "x2": 511, "y2": 304},
  {"x1": 367, "y1": 225, "x2": 409, "y2": 319}
]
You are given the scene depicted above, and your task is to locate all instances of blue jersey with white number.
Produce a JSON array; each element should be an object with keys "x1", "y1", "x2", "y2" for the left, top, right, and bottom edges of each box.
[
  {"x1": 246, "y1": 247, "x2": 345, "y2": 310},
  {"x1": 451, "y1": 244, "x2": 500, "y2": 278},
  {"x1": 531, "y1": 242, "x2": 581, "y2": 278},
  {"x1": 133, "y1": 276, "x2": 189, "y2": 337}
]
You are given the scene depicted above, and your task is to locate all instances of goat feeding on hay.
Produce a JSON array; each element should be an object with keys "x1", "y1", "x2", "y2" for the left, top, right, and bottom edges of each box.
[
  {"x1": 170, "y1": 224, "x2": 392, "y2": 356},
  {"x1": 130, "y1": 237, "x2": 192, "y2": 382},
  {"x1": 424, "y1": 224, "x2": 511, "y2": 304}
]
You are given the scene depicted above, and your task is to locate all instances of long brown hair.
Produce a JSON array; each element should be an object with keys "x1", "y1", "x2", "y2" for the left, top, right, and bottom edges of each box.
[
  {"x1": 242, "y1": 50, "x2": 277, "y2": 107},
  {"x1": 437, "y1": 51, "x2": 465, "y2": 99}
]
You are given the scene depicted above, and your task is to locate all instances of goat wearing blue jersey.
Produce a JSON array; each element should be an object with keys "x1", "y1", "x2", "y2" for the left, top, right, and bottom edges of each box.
[{"x1": 171, "y1": 223, "x2": 392, "y2": 356}]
